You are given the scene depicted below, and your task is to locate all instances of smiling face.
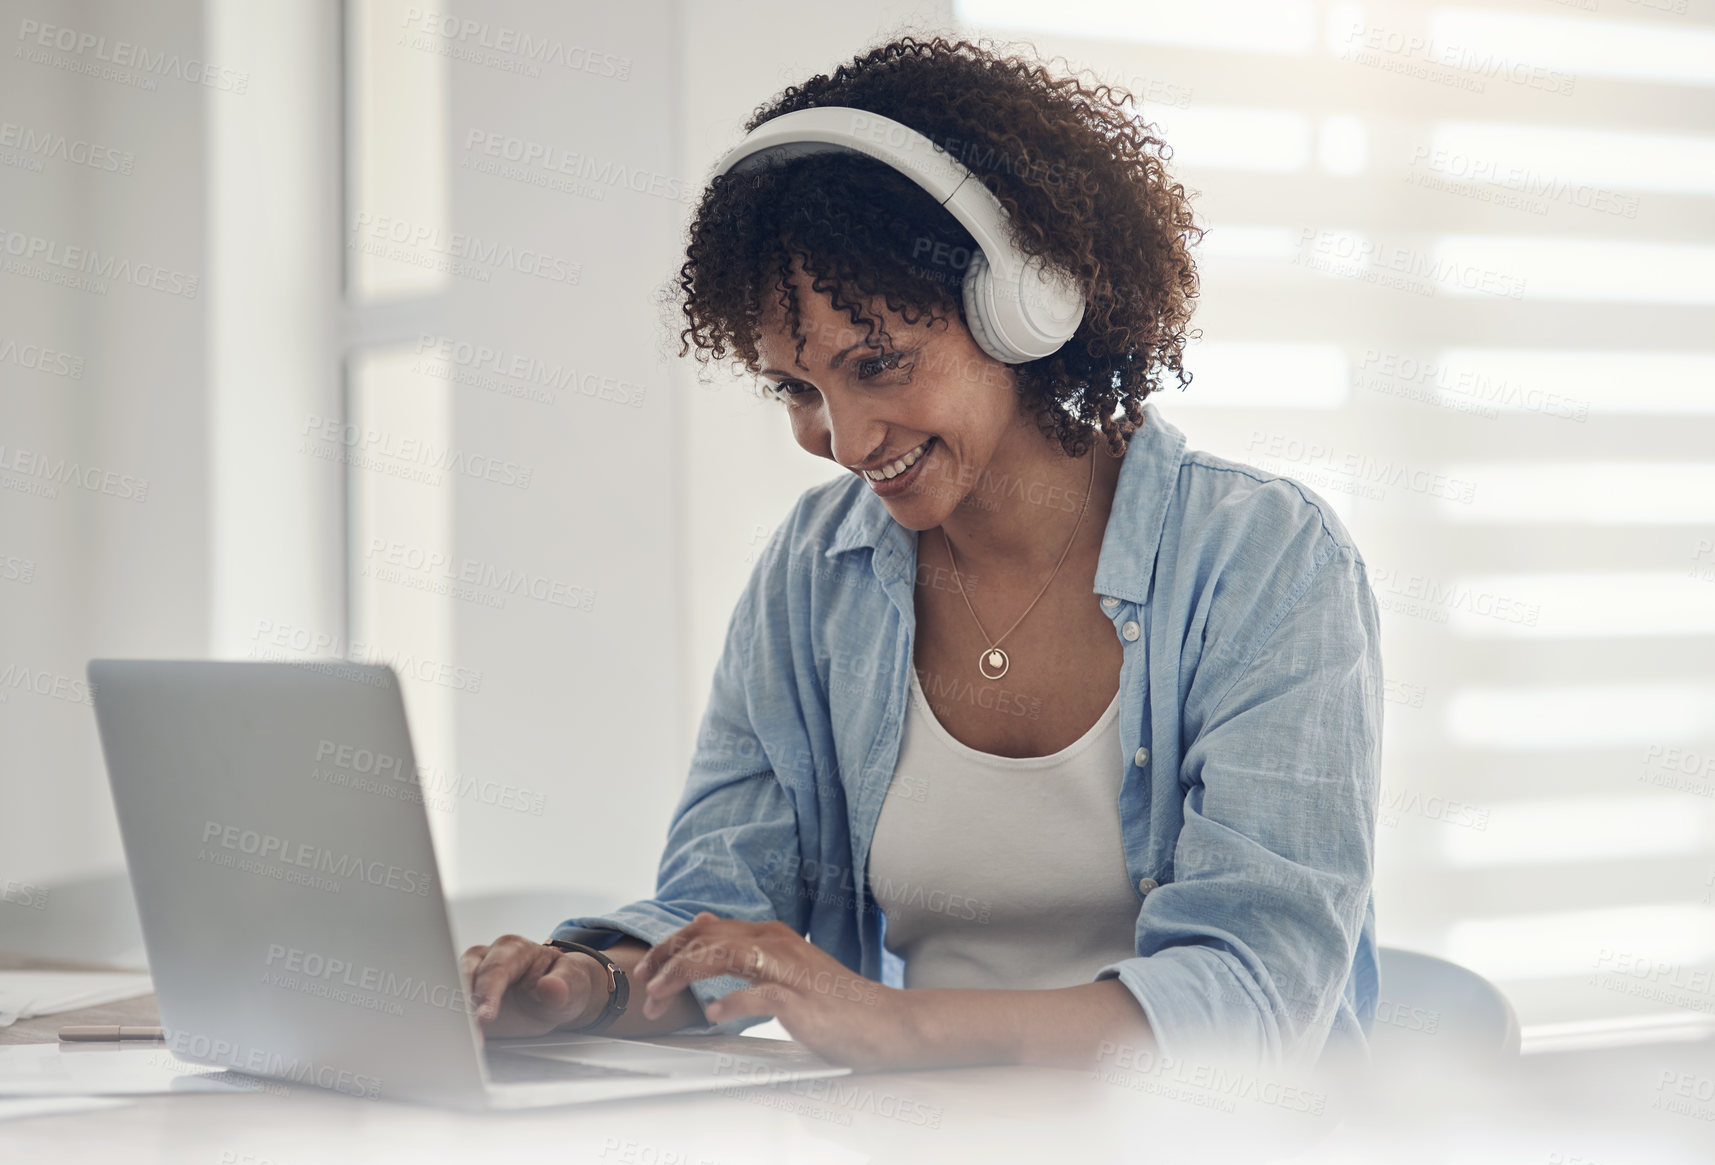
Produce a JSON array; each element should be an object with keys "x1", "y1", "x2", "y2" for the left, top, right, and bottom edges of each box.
[{"x1": 755, "y1": 257, "x2": 1040, "y2": 532}]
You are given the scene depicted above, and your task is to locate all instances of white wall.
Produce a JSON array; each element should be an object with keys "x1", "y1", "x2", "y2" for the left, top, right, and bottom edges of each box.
[
  {"x1": 206, "y1": 0, "x2": 345, "y2": 661},
  {"x1": 427, "y1": 0, "x2": 690, "y2": 900},
  {"x1": 1, "y1": 0, "x2": 213, "y2": 891}
]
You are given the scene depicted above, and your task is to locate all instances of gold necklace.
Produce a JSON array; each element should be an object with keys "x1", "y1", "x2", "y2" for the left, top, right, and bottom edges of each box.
[{"x1": 941, "y1": 453, "x2": 1098, "y2": 680}]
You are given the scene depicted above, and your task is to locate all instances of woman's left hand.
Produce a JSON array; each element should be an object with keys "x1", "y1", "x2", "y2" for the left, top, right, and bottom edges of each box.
[{"x1": 634, "y1": 913, "x2": 919, "y2": 1070}]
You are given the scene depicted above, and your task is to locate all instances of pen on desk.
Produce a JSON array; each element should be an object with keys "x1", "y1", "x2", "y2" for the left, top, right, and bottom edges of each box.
[{"x1": 57, "y1": 1025, "x2": 165, "y2": 1042}]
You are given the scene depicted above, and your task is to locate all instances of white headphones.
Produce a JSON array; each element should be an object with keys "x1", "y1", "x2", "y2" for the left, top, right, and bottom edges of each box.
[{"x1": 709, "y1": 106, "x2": 1085, "y2": 365}]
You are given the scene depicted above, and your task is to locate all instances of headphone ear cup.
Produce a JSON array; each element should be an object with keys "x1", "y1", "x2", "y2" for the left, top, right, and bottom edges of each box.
[
  {"x1": 961, "y1": 246, "x2": 1086, "y2": 365},
  {"x1": 1016, "y1": 255, "x2": 1087, "y2": 348},
  {"x1": 960, "y1": 248, "x2": 1015, "y2": 365}
]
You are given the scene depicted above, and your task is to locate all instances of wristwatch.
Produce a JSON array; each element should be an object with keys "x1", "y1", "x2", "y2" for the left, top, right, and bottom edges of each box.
[{"x1": 543, "y1": 939, "x2": 630, "y2": 1034}]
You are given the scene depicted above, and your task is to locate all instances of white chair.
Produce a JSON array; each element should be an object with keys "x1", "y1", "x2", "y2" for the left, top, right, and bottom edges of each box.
[{"x1": 1369, "y1": 946, "x2": 1521, "y2": 1067}]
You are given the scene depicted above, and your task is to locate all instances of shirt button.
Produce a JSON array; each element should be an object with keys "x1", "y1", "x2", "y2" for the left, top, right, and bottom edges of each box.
[
  {"x1": 1121, "y1": 620, "x2": 1140, "y2": 641},
  {"x1": 1134, "y1": 747, "x2": 1149, "y2": 767},
  {"x1": 1101, "y1": 595, "x2": 1120, "y2": 611},
  {"x1": 1137, "y1": 877, "x2": 1158, "y2": 896}
]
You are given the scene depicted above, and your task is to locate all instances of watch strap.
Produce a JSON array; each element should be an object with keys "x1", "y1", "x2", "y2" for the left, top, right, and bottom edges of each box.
[{"x1": 544, "y1": 939, "x2": 629, "y2": 1034}]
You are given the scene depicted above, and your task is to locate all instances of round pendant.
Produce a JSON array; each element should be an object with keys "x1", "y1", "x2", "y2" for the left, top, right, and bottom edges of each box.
[{"x1": 978, "y1": 647, "x2": 1010, "y2": 680}]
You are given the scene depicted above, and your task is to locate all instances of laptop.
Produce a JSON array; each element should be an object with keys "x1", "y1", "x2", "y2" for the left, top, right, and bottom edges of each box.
[{"x1": 86, "y1": 659, "x2": 851, "y2": 1109}]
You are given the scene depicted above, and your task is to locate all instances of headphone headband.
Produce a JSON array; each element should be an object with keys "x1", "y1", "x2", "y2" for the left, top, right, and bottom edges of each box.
[{"x1": 709, "y1": 106, "x2": 1084, "y2": 364}]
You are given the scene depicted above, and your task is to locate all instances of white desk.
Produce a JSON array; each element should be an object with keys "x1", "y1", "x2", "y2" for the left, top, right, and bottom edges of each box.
[{"x1": 3, "y1": 955, "x2": 1711, "y2": 1163}]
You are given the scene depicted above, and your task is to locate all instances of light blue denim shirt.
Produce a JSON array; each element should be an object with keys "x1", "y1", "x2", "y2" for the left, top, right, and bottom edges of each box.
[{"x1": 555, "y1": 401, "x2": 1382, "y2": 1069}]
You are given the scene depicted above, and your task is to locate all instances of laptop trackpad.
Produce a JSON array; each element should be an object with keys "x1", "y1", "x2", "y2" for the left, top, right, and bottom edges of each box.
[{"x1": 504, "y1": 1040, "x2": 723, "y2": 1078}]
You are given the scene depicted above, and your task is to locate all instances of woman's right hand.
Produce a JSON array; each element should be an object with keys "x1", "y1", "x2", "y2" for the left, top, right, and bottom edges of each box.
[{"x1": 459, "y1": 934, "x2": 602, "y2": 1038}]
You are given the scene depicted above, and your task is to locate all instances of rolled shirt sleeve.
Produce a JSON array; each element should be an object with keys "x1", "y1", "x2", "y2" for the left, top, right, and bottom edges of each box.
[{"x1": 1095, "y1": 542, "x2": 1383, "y2": 1069}]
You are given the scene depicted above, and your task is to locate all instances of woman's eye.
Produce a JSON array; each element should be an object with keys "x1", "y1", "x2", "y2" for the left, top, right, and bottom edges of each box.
[
  {"x1": 856, "y1": 350, "x2": 910, "y2": 379},
  {"x1": 766, "y1": 351, "x2": 911, "y2": 401}
]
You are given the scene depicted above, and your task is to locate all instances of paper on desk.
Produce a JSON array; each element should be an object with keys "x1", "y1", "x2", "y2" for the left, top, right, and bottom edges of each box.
[
  {"x1": 0, "y1": 1095, "x2": 132, "y2": 1122},
  {"x1": 0, "y1": 971, "x2": 154, "y2": 1025},
  {"x1": 0, "y1": 1042, "x2": 272, "y2": 1096}
]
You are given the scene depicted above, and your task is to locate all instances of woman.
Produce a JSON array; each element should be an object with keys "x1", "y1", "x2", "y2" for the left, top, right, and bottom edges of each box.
[{"x1": 462, "y1": 35, "x2": 1382, "y2": 1074}]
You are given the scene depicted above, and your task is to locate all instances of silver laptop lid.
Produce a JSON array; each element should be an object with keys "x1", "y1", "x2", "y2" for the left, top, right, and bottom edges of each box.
[{"x1": 88, "y1": 659, "x2": 488, "y2": 1108}]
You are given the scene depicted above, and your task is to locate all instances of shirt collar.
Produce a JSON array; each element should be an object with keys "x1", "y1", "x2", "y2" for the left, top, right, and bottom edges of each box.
[
  {"x1": 825, "y1": 401, "x2": 1187, "y2": 606},
  {"x1": 1094, "y1": 401, "x2": 1185, "y2": 606}
]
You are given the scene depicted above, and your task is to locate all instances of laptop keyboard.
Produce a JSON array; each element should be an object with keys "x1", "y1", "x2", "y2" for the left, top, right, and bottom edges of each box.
[{"x1": 485, "y1": 1052, "x2": 665, "y2": 1085}]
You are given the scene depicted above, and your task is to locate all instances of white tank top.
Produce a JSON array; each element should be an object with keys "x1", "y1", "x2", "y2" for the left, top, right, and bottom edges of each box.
[{"x1": 867, "y1": 666, "x2": 1143, "y2": 990}]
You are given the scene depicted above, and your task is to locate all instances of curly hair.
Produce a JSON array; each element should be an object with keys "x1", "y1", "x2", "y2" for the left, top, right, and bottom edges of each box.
[{"x1": 670, "y1": 34, "x2": 1206, "y2": 458}]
